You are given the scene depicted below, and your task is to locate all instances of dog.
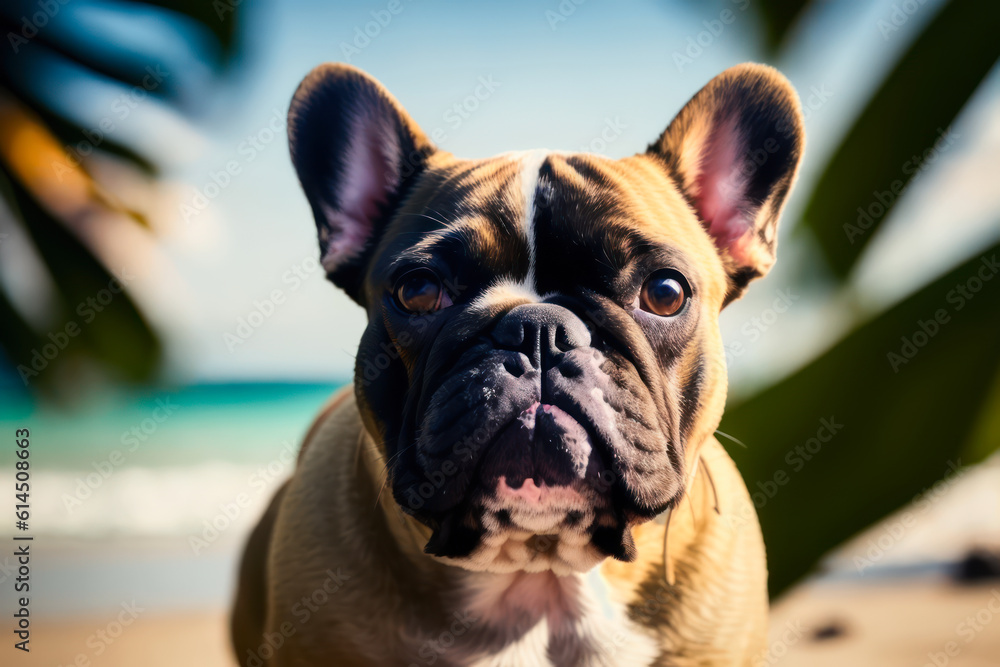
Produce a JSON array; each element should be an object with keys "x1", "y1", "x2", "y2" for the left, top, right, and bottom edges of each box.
[{"x1": 232, "y1": 61, "x2": 804, "y2": 666}]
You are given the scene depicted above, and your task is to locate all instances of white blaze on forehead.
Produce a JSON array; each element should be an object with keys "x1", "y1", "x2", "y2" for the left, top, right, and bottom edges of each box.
[
  {"x1": 518, "y1": 149, "x2": 549, "y2": 293},
  {"x1": 476, "y1": 277, "x2": 538, "y2": 307}
]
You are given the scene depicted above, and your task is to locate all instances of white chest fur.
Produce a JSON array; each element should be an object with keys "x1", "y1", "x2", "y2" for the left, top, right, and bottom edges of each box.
[{"x1": 435, "y1": 569, "x2": 660, "y2": 667}]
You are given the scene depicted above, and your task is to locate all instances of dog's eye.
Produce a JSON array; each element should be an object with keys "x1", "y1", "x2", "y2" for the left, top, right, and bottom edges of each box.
[
  {"x1": 640, "y1": 270, "x2": 688, "y2": 317},
  {"x1": 394, "y1": 268, "x2": 452, "y2": 314}
]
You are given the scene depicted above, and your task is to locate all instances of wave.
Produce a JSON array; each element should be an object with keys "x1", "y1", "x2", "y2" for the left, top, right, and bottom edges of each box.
[{"x1": 2, "y1": 461, "x2": 291, "y2": 540}]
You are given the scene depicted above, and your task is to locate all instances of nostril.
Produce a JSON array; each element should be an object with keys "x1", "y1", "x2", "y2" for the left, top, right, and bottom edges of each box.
[
  {"x1": 557, "y1": 362, "x2": 582, "y2": 379},
  {"x1": 491, "y1": 304, "x2": 590, "y2": 357},
  {"x1": 554, "y1": 325, "x2": 574, "y2": 352},
  {"x1": 554, "y1": 319, "x2": 591, "y2": 352},
  {"x1": 503, "y1": 357, "x2": 526, "y2": 377}
]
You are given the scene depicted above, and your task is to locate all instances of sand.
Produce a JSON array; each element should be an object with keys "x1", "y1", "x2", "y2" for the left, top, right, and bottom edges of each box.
[{"x1": 13, "y1": 611, "x2": 236, "y2": 667}]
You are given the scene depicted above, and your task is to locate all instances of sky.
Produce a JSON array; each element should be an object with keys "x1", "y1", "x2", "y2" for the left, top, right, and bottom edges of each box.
[{"x1": 5, "y1": 0, "x2": 998, "y2": 391}]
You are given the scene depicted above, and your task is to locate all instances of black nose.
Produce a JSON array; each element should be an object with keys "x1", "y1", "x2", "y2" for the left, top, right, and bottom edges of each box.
[{"x1": 491, "y1": 304, "x2": 591, "y2": 362}]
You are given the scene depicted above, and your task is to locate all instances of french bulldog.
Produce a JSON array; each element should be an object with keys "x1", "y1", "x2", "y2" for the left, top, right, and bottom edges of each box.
[{"x1": 232, "y1": 61, "x2": 804, "y2": 666}]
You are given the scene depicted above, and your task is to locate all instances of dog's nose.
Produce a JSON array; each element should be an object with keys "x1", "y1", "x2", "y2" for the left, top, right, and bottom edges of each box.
[{"x1": 491, "y1": 303, "x2": 591, "y2": 361}]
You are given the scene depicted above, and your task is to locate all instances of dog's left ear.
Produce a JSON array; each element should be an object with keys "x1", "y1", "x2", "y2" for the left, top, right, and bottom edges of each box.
[{"x1": 647, "y1": 63, "x2": 804, "y2": 302}]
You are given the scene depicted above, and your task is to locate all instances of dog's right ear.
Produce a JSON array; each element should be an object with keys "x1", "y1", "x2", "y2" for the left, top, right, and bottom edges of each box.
[
  {"x1": 288, "y1": 63, "x2": 436, "y2": 302},
  {"x1": 646, "y1": 63, "x2": 804, "y2": 304}
]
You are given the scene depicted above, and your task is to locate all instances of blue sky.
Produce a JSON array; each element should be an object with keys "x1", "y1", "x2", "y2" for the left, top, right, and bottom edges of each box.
[{"x1": 7, "y1": 0, "x2": 997, "y2": 391}]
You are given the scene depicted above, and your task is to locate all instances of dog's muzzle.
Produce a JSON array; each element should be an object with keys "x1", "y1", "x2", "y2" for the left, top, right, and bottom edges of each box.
[{"x1": 396, "y1": 302, "x2": 670, "y2": 568}]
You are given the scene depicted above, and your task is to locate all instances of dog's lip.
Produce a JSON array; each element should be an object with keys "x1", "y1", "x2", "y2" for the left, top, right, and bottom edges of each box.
[{"x1": 478, "y1": 401, "x2": 599, "y2": 487}]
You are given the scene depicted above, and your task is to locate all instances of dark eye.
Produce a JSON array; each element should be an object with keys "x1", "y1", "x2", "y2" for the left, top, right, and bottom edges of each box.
[
  {"x1": 393, "y1": 269, "x2": 452, "y2": 314},
  {"x1": 640, "y1": 269, "x2": 689, "y2": 317}
]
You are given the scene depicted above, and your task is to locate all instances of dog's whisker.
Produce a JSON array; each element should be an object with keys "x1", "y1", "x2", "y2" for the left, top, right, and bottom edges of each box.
[
  {"x1": 714, "y1": 429, "x2": 748, "y2": 449},
  {"x1": 423, "y1": 207, "x2": 450, "y2": 225},
  {"x1": 402, "y1": 211, "x2": 448, "y2": 226},
  {"x1": 373, "y1": 439, "x2": 422, "y2": 511},
  {"x1": 661, "y1": 506, "x2": 675, "y2": 586},
  {"x1": 379, "y1": 440, "x2": 415, "y2": 477},
  {"x1": 700, "y1": 454, "x2": 721, "y2": 515},
  {"x1": 373, "y1": 477, "x2": 390, "y2": 510}
]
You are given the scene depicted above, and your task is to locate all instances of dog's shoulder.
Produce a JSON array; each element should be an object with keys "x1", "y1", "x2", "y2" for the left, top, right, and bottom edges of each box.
[{"x1": 296, "y1": 384, "x2": 357, "y2": 465}]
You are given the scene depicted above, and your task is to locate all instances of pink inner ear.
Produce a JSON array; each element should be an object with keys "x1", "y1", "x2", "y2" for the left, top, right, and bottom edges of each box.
[
  {"x1": 320, "y1": 116, "x2": 401, "y2": 272},
  {"x1": 693, "y1": 119, "x2": 756, "y2": 267}
]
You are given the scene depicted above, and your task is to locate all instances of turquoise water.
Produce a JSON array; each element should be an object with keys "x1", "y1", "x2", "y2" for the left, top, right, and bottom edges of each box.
[{"x1": 0, "y1": 382, "x2": 348, "y2": 468}]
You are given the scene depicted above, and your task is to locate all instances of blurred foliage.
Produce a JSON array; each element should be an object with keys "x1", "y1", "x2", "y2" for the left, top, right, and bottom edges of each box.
[
  {"x1": 800, "y1": 0, "x2": 1000, "y2": 278},
  {"x1": 753, "y1": 0, "x2": 811, "y2": 51},
  {"x1": 0, "y1": 0, "x2": 242, "y2": 393},
  {"x1": 720, "y1": 0, "x2": 1000, "y2": 597},
  {"x1": 722, "y1": 238, "x2": 1000, "y2": 595}
]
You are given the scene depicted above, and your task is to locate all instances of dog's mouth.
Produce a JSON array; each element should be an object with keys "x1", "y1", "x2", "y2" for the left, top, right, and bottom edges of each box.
[
  {"x1": 474, "y1": 402, "x2": 610, "y2": 531},
  {"x1": 413, "y1": 401, "x2": 642, "y2": 573},
  {"x1": 478, "y1": 402, "x2": 600, "y2": 489}
]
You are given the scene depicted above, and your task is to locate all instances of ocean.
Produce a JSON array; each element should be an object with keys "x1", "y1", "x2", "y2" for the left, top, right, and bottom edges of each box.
[{"x1": 0, "y1": 382, "x2": 347, "y2": 539}]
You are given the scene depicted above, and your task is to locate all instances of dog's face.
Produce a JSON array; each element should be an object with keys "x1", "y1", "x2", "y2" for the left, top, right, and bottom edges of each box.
[{"x1": 288, "y1": 63, "x2": 803, "y2": 574}]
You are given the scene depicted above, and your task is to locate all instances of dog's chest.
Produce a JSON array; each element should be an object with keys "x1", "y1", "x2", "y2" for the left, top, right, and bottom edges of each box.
[{"x1": 426, "y1": 570, "x2": 660, "y2": 667}]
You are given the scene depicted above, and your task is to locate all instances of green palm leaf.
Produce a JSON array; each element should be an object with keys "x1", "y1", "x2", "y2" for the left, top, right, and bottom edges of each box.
[
  {"x1": 799, "y1": 0, "x2": 1000, "y2": 279},
  {"x1": 721, "y1": 239, "x2": 1000, "y2": 596}
]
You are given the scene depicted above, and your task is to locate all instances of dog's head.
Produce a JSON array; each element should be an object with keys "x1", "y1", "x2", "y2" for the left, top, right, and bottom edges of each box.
[{"x1": 288, "y1": 63, "x2": 803, "y2": 574}]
